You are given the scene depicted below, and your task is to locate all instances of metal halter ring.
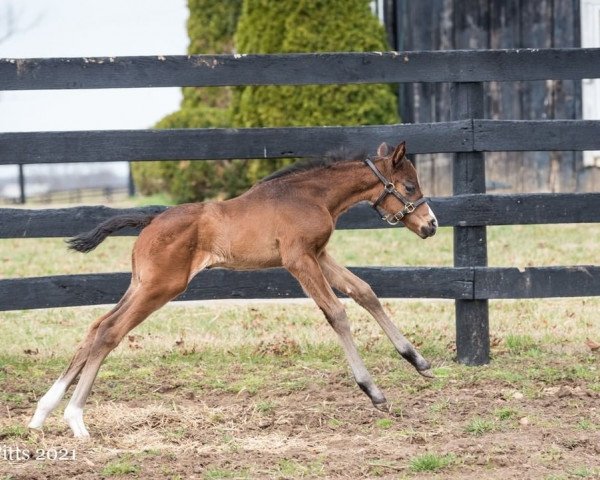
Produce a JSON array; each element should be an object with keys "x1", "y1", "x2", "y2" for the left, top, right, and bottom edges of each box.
[{"x1": 383, "y1": 212, "x2": 403, "y2": 225}]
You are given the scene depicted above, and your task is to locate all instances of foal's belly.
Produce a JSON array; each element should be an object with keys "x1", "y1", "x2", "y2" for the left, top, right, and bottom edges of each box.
[
  {"x1": 211, "y1": 249, "x2": 283, "y2": 270},
  {"x1": 212, "y1": 257, "x2": 283, "y2": 271},
  {"x1": 212, "y1": 235, "x2": 283, "y2": 271}
]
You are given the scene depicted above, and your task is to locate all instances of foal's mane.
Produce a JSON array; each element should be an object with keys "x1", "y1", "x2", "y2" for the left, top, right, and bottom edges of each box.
[{"x1": 259, "y1": 148, "x2": 367, "y2": 183}]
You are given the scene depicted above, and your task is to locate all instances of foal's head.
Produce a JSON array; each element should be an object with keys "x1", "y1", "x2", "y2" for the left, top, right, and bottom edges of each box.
[{"x1": 371, "y1": 142, "x2": 438, "y2": 238}]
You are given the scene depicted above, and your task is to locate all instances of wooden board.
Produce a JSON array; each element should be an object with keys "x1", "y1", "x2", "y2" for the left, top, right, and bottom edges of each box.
[
  {"x1": 2, "y1": 265, "x2": 598, "y2": 312},
  {"x1": 0, "y1": 122, "x2": 471, "y2": 165},
  {"x1": 1, "y1": 119, "x2": 599, "y2": 167},
  {"x1": 0, "y1": 267, "x2": 475, "y2": 311},
  {"x1": 1, "y1": 49, "x2": 600, "y2": 91},
  {"x1": 475, "y1": 120, "x2": 600, "y2": 151},
  {"x1": 474, "y1": 266, "x2": 600, "y2": 299},
  {"x1": 3, "y1": 193, "x2": 600, "y2": 238}
]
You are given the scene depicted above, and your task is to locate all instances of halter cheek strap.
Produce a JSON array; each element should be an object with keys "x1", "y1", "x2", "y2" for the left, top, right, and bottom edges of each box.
[{"x1": 364, "y1": 157, "x2": 428, "y2": 226}]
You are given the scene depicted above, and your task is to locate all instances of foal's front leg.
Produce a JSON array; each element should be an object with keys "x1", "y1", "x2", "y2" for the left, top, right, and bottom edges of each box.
[
  {"x1": 284, "y1": 252, "x2": 388, "y2": 410},
  {"x1": 318, "y1": 251, "x2": 434, "y2": 377}
]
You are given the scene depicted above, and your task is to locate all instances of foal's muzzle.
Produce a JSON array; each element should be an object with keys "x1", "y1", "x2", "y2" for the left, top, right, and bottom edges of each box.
[{"x1": 419, "y1": 218, "x2": 438, "y2": 238}]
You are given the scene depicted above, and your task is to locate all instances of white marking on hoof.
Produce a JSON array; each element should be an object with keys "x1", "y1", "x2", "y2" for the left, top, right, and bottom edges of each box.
[
  {"x1": 28, "y1": 378, "x2": 68, "y2": 429},
  {"x1": 64, "y1": 405, "x2": 90, "y2": 439}
]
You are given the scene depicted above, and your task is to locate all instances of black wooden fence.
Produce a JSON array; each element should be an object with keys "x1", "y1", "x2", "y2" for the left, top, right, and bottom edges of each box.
[{"x1": 1, "y1": 49, "x2": 600, "y2": 365}]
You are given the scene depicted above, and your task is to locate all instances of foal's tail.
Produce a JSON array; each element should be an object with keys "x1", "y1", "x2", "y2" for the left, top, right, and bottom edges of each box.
[{"x1": 66, "y1": 213, "x2": 158, "y2": 253}]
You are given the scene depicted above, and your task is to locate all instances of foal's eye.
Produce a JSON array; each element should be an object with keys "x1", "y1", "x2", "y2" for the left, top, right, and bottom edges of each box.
[{"x1": 404, "y1": 184, "x2": 416, "y2": 194}]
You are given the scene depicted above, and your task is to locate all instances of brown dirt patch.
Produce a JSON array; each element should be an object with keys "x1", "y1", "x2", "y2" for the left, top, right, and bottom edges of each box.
[{"x1": 1, "y1": 366, "x2": 599, "y2": 479}]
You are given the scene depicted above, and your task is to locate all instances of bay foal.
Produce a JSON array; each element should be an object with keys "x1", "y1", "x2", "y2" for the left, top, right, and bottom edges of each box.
[{"x1": 29, "y1": 142, "x2": 438, "y2": 438}]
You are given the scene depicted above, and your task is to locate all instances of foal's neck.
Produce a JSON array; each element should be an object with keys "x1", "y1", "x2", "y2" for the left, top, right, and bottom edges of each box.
[{"x1": 317, "y1": 161, "x2": 385, "y2": 219}]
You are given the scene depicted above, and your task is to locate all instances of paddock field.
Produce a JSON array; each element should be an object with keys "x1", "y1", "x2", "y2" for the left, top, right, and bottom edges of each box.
[{"x1": 0, "y1": 224, "x2": 599, "y2": 479}]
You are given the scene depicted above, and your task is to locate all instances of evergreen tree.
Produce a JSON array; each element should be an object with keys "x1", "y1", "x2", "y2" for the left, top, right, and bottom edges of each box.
[
  {"x1": 134, "y1": 0, "x2": 398, "y2": 202},
  {"x1": 233, "y1": 0, "x2": 399, "y2": 184},
  {"x1": 132, "y1": 0, "x2": 242, "y2": 202}
]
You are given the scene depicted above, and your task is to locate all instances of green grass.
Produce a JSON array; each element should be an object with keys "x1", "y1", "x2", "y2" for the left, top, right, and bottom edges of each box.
[
  {"x1": 327, "y1": 418, "x2": 343, "y2": 428},
  {"x1": 374, "y1": 418, "x2": 393, "y2": 429},
  {"x1": 276, "y1": 459, "x2": 323, "y2": 478},
  {"x1": 203, "y1": 468, "x2": 246, "y2": 480},
  {"x1": 465, "y1": 417, "x2": 496, "y2": 436},
  {"x1": 569, "y1": 467, "x2": 600, "y2": 478},
  {"x1": 409, "y1": 453, "x2": 456, "y2": 472},
  {"x1": 1, "y1": 296, "x2": 598, "y2": 397},
  {"x1": 101, "y1": 456, "x2": 141, "y2": 476},
  {"x1": 255, "y1": 400, "x2": 276, "y2": 414},
  {"x1": 505, "y1": 334, "x2": 540, "y2": 354},
  {"x1": 0, "y1": 425, "x2": 29, "y2": 439},
  {"x1": 429, "y1": 398, "x2": 451, "y2": 414},
  {"x1": 495, "y1": 407, "x2": 519, "y2": 421},
  {"x1": 576, "y1": 419, "x2": 594, "y2": 431}
]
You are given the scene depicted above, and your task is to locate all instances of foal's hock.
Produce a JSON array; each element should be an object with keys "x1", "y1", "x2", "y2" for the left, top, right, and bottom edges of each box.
[{"x1": 28, "y1": 142, "x2": 438, "y2": 438}]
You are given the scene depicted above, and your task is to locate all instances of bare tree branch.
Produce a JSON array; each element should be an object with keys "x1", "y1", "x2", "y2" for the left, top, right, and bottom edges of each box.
[
  {"x1": 0, "y1": 3, "x2": 16, "y2": 44},
  {"x1": 0, "y1": 1, "x2": 44, "y2": 45}
]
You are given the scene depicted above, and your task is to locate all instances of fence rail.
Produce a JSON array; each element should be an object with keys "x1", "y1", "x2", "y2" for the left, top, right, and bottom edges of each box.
[
  {"x1": 2, "y1": 192, "x2": 600, "y2": 238},
  {"x1": 2, "y1": 49, "x2": 600, "y2": 90},
  {"x1": 2, "y1": 48, "x2": 599, "y2": 365},
  {"x1": 2, "y1": 266, "x2": 599, "y2": 312},
  {"x1": 2, "y1": 120, "x2": 600, "y2": 166}
]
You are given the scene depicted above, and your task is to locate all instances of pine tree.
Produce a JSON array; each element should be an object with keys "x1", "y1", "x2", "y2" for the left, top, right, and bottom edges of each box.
[
  {"x1": 232, "y1": 0, "x2": 399, "y2": 184},
  {"x1": 134, "y1": 0, "x2": 399, "y2": 202},
  {"x1": 132, "y1": 0, "x2": 242, "y2": 202}
]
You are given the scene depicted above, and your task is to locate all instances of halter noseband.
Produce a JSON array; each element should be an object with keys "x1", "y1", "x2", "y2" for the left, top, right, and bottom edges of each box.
[{"x1": 364, "y1": 157, "x2": 428, "y2": 226}]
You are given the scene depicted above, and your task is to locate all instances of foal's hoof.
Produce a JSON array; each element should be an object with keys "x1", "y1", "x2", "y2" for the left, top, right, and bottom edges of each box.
[
  {"x1": 417, "y1": 368, "x2": 435, "y2": 379},
  {"x1": 373, "y1": 401, "x2": 390, "y2": 413}
]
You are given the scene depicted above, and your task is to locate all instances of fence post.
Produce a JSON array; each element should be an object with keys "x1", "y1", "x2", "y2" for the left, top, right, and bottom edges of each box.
[
  {"x1": 128, "y1": 162, "x2": 136, "y2": 197},
  {"x1": 17, "y1": 163, "x2": 26, "y2": 204},
  {"x1": 451, "y1": 82, "x2": 490, "y2": 365}
]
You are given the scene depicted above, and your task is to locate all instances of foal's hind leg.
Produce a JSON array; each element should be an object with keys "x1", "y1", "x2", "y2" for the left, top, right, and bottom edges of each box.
[
  {"x1": 318, "y1": 251, "x2": 433, "y2": 377},
  {"x1": 62, "y1": 279, "x2": 187, "y2": 438},
  {"x1": 283, "y1": 252, "x2": 388, "y2": 410},
  {"x1": 28, "y1": 290, "x2": 134, "y2": 430}
]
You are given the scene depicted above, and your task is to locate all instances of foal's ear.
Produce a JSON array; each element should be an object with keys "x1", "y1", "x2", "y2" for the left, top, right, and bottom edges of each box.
[
  {"x1": 391, "y1": 141, "x2": 407, "y2": 168},
  {"x1": 377, "y1": 142, "x2": 390, "y2": 157}
]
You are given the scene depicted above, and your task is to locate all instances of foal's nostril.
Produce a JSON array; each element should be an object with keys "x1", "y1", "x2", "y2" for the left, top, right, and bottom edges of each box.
[
  {"x1": 420, "y1": 222, "x2": 437, "y2": 238},
  {"x1": 424, "y1": 219, "x2": 437, "y2": 237},
  {"x1": 429, "y1": 218, "x2": 438, "y2": 234}
]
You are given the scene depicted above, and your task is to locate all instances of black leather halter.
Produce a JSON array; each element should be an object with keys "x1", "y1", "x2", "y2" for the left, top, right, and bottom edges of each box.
[{"x1": 364, "y1": 157, "x2": 428, "y2": 226}]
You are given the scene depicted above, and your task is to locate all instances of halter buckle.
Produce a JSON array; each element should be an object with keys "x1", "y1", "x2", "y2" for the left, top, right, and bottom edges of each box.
[
  {"x1": 384, "y1": 211, "x2": 405, "y2": 225},
  {"x1": 404, "y1": 202, "x2": 415, "y2": 214}
]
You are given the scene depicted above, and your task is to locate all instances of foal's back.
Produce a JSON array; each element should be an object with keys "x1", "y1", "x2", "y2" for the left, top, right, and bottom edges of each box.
[{"x1": 135, "y1": 174, "x2": 334, "y2": 273}]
